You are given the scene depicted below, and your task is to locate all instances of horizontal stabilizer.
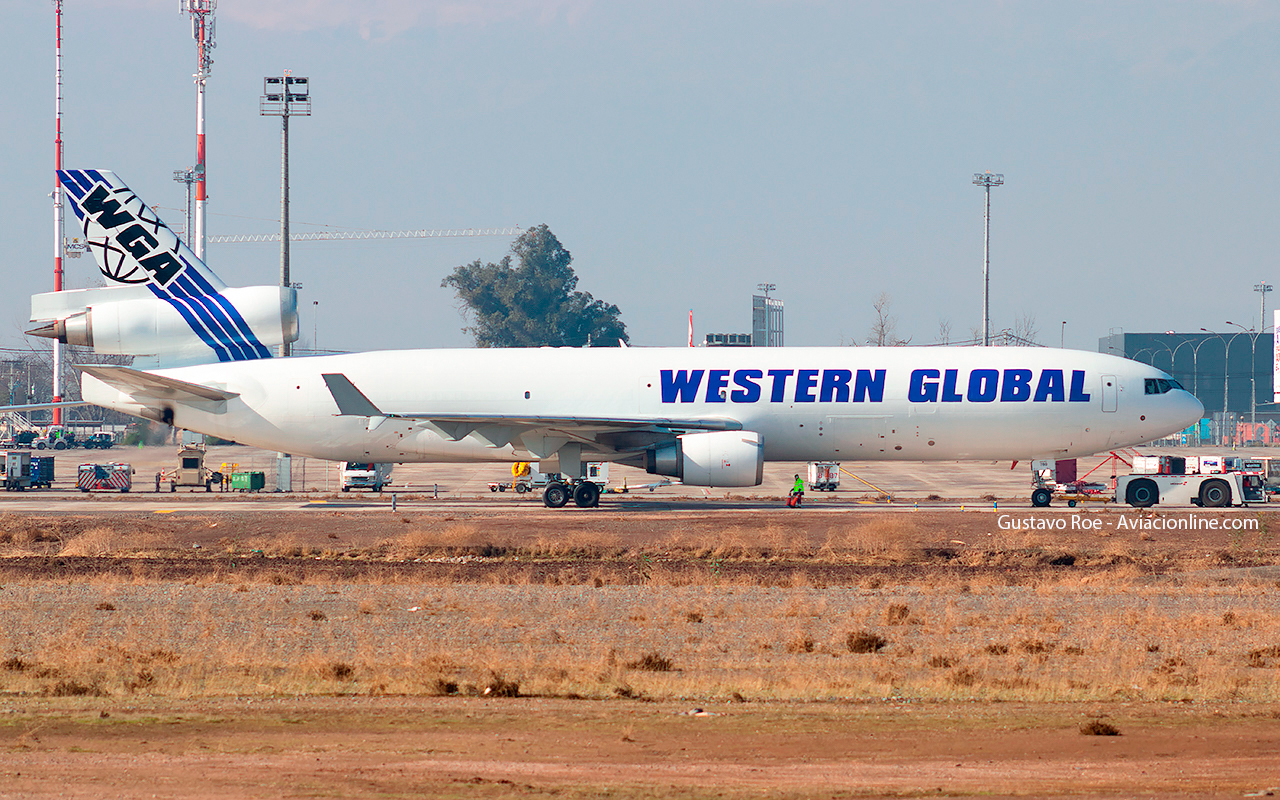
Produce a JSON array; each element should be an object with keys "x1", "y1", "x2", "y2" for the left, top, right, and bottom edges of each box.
[{"x1": 79, "y1": 365, "x2": 239, "y2": 404}]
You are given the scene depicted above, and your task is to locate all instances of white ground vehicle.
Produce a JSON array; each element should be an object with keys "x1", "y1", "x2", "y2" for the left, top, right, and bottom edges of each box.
[
  {"x1": 341, "y1": 462, "x2": 393, "y2": 492},
  {"x1": 807, "y1": 462, "x2": 840, "y2": 492},
  {"x1": 1116, "y1": 471, "x2": 1264, "y2": 508}
]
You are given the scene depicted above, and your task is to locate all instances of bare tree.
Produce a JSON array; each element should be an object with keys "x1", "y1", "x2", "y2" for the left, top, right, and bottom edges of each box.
[
  {"x1": 1012, "y1": 312, "x2": 1039, "y2": 345},
  {"x1": 934, "y1": 318, "x2": 952, "y2": 345},
  {"x1": 866, "y1": 293, "x2": 909, "y2": 346}
]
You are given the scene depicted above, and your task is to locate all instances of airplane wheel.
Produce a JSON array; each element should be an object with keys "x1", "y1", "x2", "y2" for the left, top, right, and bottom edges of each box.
[
  {"x1": 573, "y1": 481, "x2": 600, "y2": 508},
  {"x1": 1125, "y1": 479, "x2": 1158, "y2": 508},
  {"x1": 1031, "y1": 488, "x2": 1052, "y2": 507},
  {"x1": 544, "y1": 483, "x2": 570, "y2": 508},
  {"x1": 1198, "y1": 479, "x2": 1231, "y2": 508}
]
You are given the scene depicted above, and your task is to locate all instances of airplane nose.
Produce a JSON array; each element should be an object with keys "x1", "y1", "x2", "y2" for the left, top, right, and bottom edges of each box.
[{"x1": 1178, "y1": 391, "x2": 1205, "y2": 430}]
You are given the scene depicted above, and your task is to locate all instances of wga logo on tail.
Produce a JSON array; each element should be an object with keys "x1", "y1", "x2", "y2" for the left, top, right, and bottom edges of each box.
[{"x1": 74, "y1": 180, "x2": 186, "y2": 288}]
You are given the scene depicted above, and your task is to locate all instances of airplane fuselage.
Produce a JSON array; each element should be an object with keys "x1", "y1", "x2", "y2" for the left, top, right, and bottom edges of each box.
[{"x1": 82, "y1": 346, "x2": 1203, "y2": 466}]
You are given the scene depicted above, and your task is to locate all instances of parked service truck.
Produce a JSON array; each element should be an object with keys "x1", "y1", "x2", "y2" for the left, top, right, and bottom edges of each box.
[{"x1": 341, "y1": 462, "x2": 393, "y2": 492}]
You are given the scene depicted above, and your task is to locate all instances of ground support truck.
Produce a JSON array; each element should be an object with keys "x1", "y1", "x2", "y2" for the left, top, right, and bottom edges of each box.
[
  {"x1": 341, "y1": 462, "x2": 393, "y2": 492},
  {"x1": 1116, "y1": 471, "x2": 1264, "y2": 508}
]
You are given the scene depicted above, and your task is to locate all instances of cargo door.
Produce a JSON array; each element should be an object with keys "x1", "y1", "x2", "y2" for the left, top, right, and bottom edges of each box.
[{"x1": 1102, "y1": 375, "x2": 1118, "y2": 412}]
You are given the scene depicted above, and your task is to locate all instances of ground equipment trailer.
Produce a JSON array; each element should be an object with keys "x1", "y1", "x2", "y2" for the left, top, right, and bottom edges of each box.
[
  {"x1": 1030, "y1": 458, "x2": 1115, "y2": 507},
  {"x1": 3, "y1": 451, "x2": 31, "y2": 491},
  {"x1": 807, "y1": 462, "x2": 840, "y2": 492},
  {"x1": 78, "y1": 462, "x2": 133, "y2": 492},
  {"x1": 1117, "y1": 471, "x2": 1264, "y2": 508}
]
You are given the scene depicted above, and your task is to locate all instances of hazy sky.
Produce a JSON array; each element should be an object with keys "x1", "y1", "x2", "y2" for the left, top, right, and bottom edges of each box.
[{"x1": 4, "y1": 0, "x2": 1279, "y2": 354}]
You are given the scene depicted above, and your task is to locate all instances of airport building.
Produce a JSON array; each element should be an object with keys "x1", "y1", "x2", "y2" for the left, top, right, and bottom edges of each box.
[{"x1": 1099, "y1": 331, "x2": 1277, "y2": 444}]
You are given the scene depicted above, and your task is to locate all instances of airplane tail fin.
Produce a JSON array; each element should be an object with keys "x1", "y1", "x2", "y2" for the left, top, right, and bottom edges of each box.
[
  {"x1": 34, "y1": 170, "x2": 297, "y2": 363},
  {"x1": 59, "y1": 169, "x2": 224, "y2": 293}
]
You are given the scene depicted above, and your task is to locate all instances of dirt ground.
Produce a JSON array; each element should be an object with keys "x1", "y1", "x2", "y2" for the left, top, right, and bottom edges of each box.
[
  {"x1": 1, "y1": 505, "x2": 1279, "y2": 798},
  {"x1": 4, "y1": 697, "x2": 1280, "y2": 799}
]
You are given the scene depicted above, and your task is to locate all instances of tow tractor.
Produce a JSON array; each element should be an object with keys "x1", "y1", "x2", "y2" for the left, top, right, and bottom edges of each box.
[
  {"x1": 1033, "y1": 453, "x2": 1265, "y2": 508},
  {"x1": 159, "y1": 444, "x2": 222, "y2": 492},
  {"x1": 1115, "y1": 455, "x2": 1265, "y2": 508}
]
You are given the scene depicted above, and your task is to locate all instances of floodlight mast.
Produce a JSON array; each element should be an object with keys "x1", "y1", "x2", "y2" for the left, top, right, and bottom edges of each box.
[
  {"x1": 1256, "y1": 281, "x2": 1273, "y2": 335},
  {"x1": 182, "y1": 1, "x2": 216, "y2": 262},
  {"x1": 973, "y1": 172, "x2": 1004, "y2": 346},
  {"x1": 51, "y1": 0, "x2": 66, "y2": 424},
  {"x1": 260, "y1": 73, "x2": 311, "y2": 357}
]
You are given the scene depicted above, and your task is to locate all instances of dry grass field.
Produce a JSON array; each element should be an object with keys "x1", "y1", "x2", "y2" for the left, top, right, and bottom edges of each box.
[{"x1": 1, "y1": 505, "x2": 1279, "y2": 797}]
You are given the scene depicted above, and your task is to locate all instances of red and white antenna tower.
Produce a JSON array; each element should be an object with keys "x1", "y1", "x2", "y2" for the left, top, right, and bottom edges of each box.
[
  {"x1": 182, "y1": 0, "x2": 216, "y2": 261},
  {"x1": 51, "y1": 0, "x2": 66, "y2": 424}
]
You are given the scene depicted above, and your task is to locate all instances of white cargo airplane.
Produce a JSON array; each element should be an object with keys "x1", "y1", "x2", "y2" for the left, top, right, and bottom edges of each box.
[{"x1": 25, "y1": 171, "x2": 1204, "y2": 508}]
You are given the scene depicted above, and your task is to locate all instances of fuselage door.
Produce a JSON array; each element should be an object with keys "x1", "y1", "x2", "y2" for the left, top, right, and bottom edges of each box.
[{"x1": 1102, "y1": 375, "x2": 1118, "y2": 412}]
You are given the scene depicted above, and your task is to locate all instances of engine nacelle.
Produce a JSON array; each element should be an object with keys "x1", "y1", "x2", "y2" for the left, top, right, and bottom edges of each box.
[
  {"x1": 29, "y1": 285, "x2": 297, "y2": 363},
  {"x1": 646, "y1": 430, "x2": 764, "y2": 487}
]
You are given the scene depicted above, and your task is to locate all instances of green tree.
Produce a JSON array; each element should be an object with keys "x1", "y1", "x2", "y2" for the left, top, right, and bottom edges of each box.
[{"x1": 442, "y1": 224, "x2": 629, "y2": 347}]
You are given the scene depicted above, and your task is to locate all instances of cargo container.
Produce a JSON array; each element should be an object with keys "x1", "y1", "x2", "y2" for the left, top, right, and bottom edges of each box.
[{"x1": 230, "y1": 471, "x2": 266, "y2": 492}]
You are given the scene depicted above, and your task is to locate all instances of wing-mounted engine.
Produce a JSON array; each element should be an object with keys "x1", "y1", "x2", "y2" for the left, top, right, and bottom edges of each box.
[
  {"x1": 28, "y1": 285, "x2": 297, "y2": 363},
  {"x1": 646, "y1": 430, "x2": 764, "y2": 487}
]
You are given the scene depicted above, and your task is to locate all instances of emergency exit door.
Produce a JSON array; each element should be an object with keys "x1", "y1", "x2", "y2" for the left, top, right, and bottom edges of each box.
[{"x1": 1101, "y1": 375, "x2": 1118, "y2": 412}]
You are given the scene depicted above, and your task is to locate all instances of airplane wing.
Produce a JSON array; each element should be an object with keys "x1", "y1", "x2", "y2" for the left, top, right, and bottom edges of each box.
[
  {"x1": 80, "y1": 365, "x2": 239, "y2": 404},
  {"x1": 321, "y1": 372, "x2": 740, "y2": 456}
]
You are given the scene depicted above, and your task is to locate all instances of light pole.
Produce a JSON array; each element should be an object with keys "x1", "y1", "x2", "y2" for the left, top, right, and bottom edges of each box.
[
  {"x1": 260, "y1": 73, "x2": 310, "y2": 357},
  {"x1": 1060, "y1": 321, "x2": 1066, "y2": 348},
  {"x1": 1226, "y1": 321, "x2": 1264, "y2": 427},
  {"x1": 1256, "y1": 282, "x2": 1272, "y2": 335},
  {"x1": 973, "y1": 172, "x2": 1003, "y2": 346}
]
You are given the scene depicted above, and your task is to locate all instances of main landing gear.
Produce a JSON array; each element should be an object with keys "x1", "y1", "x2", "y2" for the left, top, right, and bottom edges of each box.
[{"x1": 543, "y1": 478, "x2": 600, "y2": 508}]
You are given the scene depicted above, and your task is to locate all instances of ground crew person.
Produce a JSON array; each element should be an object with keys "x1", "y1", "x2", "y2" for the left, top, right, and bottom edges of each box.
[{"x1": 788, "y1": 473, "x2": 804, "y2": 507}]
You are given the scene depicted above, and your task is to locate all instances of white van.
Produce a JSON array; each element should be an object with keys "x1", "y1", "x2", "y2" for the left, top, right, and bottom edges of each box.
[{"x1": 341, "y1": 462, "x2": 393, "y2": 492}]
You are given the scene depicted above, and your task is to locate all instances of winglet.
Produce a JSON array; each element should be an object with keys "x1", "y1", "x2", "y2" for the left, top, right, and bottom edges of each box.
[{"x1": 322, "y1": 373, "x2": 384, "y2": 416}]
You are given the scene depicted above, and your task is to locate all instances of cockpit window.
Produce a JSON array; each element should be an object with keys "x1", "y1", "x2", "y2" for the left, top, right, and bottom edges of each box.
[{"x1": 1145, "y1": 378, "x2": 1182, "y2": 395}]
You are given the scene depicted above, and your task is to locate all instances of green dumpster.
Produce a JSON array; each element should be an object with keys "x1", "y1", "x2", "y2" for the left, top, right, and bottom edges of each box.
[{"x1": 230, "y1": 471, "x2": 266, "y2": 492}]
